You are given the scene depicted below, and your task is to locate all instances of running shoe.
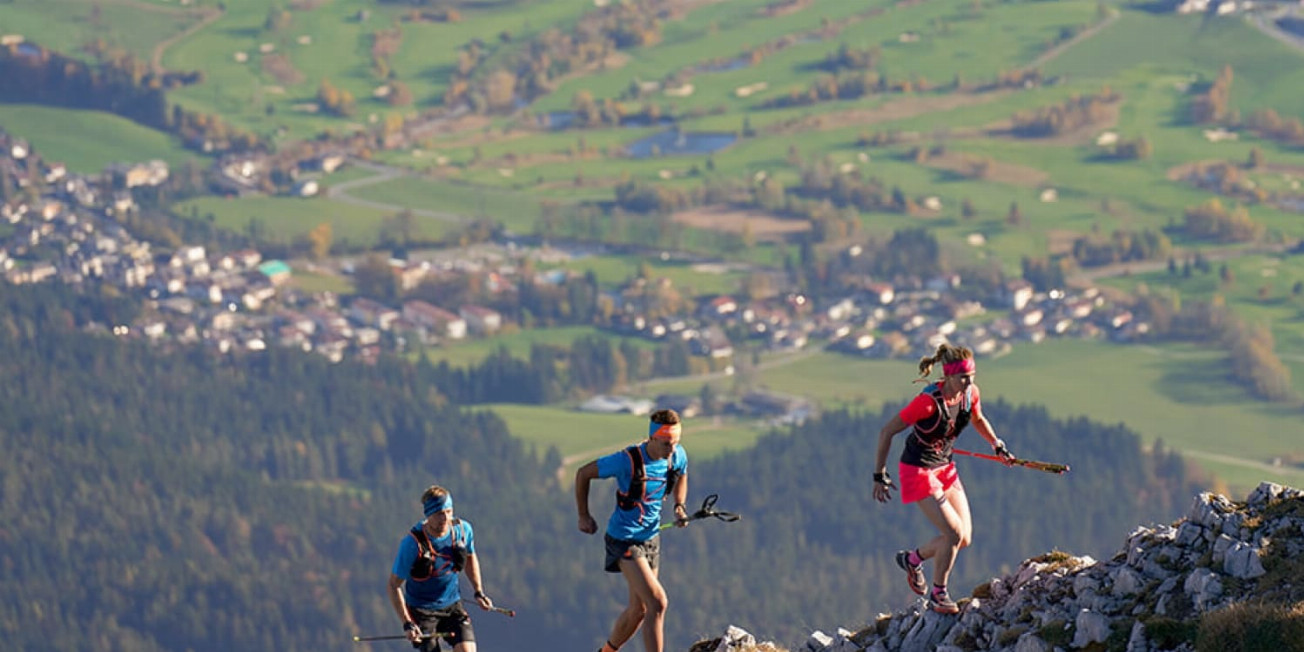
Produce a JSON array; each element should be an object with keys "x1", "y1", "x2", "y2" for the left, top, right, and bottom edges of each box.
[
  {"x1": 895, "y1": 550, "x2": 927, "y2": 595},
  {"x1": 929, "y1": 586, "x2": 960, "y2": 614}
]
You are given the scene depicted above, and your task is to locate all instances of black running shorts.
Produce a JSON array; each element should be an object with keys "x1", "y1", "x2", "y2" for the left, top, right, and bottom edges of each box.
[
  {"x1": 410, "y1": 602, "x2": 475, "y2": 651},
  {"x1": 603, "y1": 533, "x2": 660, "y2": 573}
]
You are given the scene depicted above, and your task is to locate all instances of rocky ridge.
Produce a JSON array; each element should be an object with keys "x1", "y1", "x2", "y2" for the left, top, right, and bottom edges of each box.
[{"x1": 697, "y1": 482, "x2": 1303, "y2": 652}]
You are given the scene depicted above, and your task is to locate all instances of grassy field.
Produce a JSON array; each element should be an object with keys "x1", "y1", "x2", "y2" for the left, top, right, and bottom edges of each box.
[
  {"x1": 724, "y1": 339, "x2": 1304, "y2": 493},
  {"x1": 159, "y1": 0, "x2": 603, "y2": 141},
  {"x1": 173, "y1": 193, "x2": 447, "y2": 248},
  {"x1": 287, "y1": 266, "x2": 356, "y2": 295},
  {"x1": 1097, "y1": 251, "x2": 1304, "y2": 394},
  {"x1": 418, "y1": 325, "x2": 647, "y2": 368},
  {"x1": 345, "y1": 176, "x2": 546, "y2": 234},
  {"x1": 482, "y1": 403, "x2": 772, "y2": 478},
  {"x1": 0, "y1": 104, "x2": 198, "y2": 173},
  {"x1": 542, "y1": 253, "x2": 750, "y2": 296},
  {"x1": 0, "y1": 0, "x2": 207, "y2": 63}
]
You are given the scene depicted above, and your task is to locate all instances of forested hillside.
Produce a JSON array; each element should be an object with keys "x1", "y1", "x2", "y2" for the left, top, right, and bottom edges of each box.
[{"x1": 0, "y1": 284, "x2": 1203, "y2": 651}]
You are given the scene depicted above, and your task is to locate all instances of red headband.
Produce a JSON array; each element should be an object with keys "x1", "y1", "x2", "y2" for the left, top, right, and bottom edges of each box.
[{"x1": 943, "y1": 359, "x2": 975, "y2": 376}]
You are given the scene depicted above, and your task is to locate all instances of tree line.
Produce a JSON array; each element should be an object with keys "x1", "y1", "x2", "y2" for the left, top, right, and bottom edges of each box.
[
  {"x1": 0, "y1": 281, "x2": 1212, "y2": 651},
  {"x1": 1010, "y1": 88, "x2": 1119, "y2": 138},
  {"x1": 440, "y1": 0, "x2": 666, "y2": 113},
  {"x1": 0, "y1": 42, "x2": 260, "y2": 153}
]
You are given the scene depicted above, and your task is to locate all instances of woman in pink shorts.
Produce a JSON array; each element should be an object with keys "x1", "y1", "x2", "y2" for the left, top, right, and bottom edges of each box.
[{"x1": 871, "y1": 343, "x2": 1014, "y2": 614}]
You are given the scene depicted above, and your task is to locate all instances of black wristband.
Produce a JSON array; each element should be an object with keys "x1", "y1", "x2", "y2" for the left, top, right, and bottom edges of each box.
[
  {"x1": 474, "y1": 590, "x2": 486, "y2": 599},
  {"x1": 403, "y1": 621, "x2": 418, "y2": 632},
  {"x1": 873, "y1": 472, "x2": 891, "y2": 485},
  {"x1": 674, "y1": 503, "x2": 687, "y2": 511}
]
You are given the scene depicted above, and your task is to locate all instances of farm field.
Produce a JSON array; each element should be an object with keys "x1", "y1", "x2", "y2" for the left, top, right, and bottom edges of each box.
[
  {"x1": 0, "y1": 0, "x2": 209, "y2": 63},
  {"x1": 541, "y1": 253, "x2": 750, "y2": 295},
  {"x1": 344, "y1": 175, "x2": 546, "y2": 234},
  {"x1": 0, "y1": 104, "x2": 198, "y2": 173},
  {"x1": 417, "y1": 325, "x2": 655, "y2": 368},
  {"x1": 483, "y1": 402, "x2": 771, "y2": 477},
  {"x1": 173, "y1": 192, "x2": 447, "y2": 248},
  {"x1": 735, "y1": 340, "x2": 1304, "y2": 493}
]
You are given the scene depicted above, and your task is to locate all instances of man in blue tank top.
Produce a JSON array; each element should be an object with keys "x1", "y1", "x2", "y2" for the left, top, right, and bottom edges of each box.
[
  {"x1": 575, "y1": 408, "x2": 690, "y2": 652},
  {"x1": 388, "y1": 486, "x2": 495, "y2": 651}
]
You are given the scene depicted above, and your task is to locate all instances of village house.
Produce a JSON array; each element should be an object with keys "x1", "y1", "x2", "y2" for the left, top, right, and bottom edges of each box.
[
  {"x1": 348, "y1": 297, "x2": 400, "y2": 330},
  {"x1": 865, "y1": 282, "x2": 895, "y2": 305},
  {"x1": 392, "y1": 260, "x2": 429, "y2": 292},
  {"x1": 690, "y1": 325, "x2": 734, "y2": 359},
  {"x1": 699, "y1": 295, "x2": 739, "y2": 319},
  {"x1": 257, "y1": 260, "x2": 292, "y2": 286},
  {"x1": 459, "y1": 304, "x2": 503, "y2": 335},
  {"x1": 654, "y1": 394, "x2": 701, "y2": 418},
  {"x1": 1003, "y1": 279, "x2": 1036, "y2": 311},
  {"x1": 402, "y1": 300, "x2": 466, "y2": 340},
  {"x1": 578, "y1": 395, "x2": 654, "y2": 415},
  {"x1": 108, "y1": 160, "x2": 169, "y2": 189}
]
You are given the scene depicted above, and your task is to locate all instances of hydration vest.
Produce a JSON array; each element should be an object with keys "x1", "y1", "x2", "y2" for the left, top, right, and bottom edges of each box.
[
  {"x1": 615, "y1": 445, "x2": 680, "y2": 510},
  {"x1": 904, "y1": 384, "x2": 974, "y2": 468},
  {"x1": 408, "y1": 519, "x2": 468, "y2": 582}
]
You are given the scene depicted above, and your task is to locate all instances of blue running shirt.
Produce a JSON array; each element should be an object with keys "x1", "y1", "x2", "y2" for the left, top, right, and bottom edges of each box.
[
  {"x1": 597, "y1": 443, "x2": 688, "y2": 542},
  {"x1": 391, "y1": 520, "x2": 475, "y2": 610}
]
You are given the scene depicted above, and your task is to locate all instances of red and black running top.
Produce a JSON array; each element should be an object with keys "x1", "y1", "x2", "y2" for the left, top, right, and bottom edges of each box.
[{"x1": 898, "y1": 383, "x2": 981, "y2": 469}]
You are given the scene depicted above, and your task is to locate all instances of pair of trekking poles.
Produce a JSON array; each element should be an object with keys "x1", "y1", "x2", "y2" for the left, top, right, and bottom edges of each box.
[
  {"x1": 355, "y1": 495, "x2": 742, "y2": 644},
  {"x1": 353, "y1": 602, "x2": 517, "y2": 642}
]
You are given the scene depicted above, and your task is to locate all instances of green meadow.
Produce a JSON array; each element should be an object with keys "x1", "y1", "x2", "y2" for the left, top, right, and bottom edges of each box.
[
  {"x1": 0, "y1": 0, "x2": 207, "y2": 63},
  {"x1": 728, "y1": 340, "x2": 1304, "y2": 493},
  {"x1": 542, "y1": 253, "x2": 749, "y2": 296},
  {"x1": 0, "y1": 104, "x2": 197, "y2": 174},
  {"x1": 1097, "y1": 251, "x2": 1304, "y2": 391},
  {"x1": 286, "y1": 265, "x2": 356, "y2": 295},
  {"x1": 482, "y1": 403, "x2": 770, "y2": 477},
  {"x1": 173, "y1": 193, "x2": 443, "y2": 248},
  {"x1": 159, "y1": 0, "x2": 604, "y2": 141},
  {"x1": 345, "y1": 176, "x2": 546, "y2": 234},
  {"x1": 418, "y1": 325, "x2": 653, "y2": 368}
]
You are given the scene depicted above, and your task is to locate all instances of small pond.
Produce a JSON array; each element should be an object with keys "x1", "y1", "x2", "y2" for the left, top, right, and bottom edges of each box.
[{"x1": 624, "y1": 130, "x2": 737, "y2": 158}]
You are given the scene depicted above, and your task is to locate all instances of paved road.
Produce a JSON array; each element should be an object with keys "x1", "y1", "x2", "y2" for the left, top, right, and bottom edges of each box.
[
  {"x1": 1249, "y1": 7, "x2": 1304, "y2": 55},
  {"x1": 1027, "y1": 9, "x2": 1121, "y2": 70},
  {"x1": 326, "y1": 160, "x2": 471, "y2": 224},
  {"x1": 146, "y1": 3, "x2": 223, "y2": 76}
]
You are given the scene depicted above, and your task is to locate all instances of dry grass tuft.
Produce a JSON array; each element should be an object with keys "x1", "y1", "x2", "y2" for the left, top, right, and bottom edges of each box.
[{"x1": 1196, "y1": 600, "x2": 1304, "y2": 652}]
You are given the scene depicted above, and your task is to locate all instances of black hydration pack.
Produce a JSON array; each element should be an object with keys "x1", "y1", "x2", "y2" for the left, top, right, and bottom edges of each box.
[
  {"x1": 408, "y1": 519, "x2": 468, "y2": 581},
  {"x1": 615, "y1": 445, "x2": 680, "y2": 510}
]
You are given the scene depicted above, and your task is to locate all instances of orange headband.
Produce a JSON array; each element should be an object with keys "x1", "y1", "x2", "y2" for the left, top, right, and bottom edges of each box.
[{"x1": 649, "y1": 422, "x2": 682, "y2": 440}]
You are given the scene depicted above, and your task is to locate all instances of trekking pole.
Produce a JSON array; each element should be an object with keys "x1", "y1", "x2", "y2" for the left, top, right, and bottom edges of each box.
[
  {"x1": 462, "y1": 600, "x2": 516, "y2": 617},
  {"x1": 353, "y1": 632, "x2": 450, "y2": 642},
  {"x1": 658, "y1": 493, "x2": 742, "y2": 531},
  {"x1": 953, "y1": 449, "x2": 1070, "y2": 475}
]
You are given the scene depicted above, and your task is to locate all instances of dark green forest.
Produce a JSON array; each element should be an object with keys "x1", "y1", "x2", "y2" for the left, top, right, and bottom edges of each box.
[{"x1": 0, "y1": 284, "x2": 1204, "y2": 651}]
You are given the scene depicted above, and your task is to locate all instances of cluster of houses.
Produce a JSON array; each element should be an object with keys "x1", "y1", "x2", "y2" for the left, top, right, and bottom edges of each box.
[
  {"x1": 0, "y1": 132, "x2": 513, "y2": 362},
  {"x1": 0, "y1": 129, "x2": 1149, "y2": 380},
  {"x1": 603, "y1": 269, "x2": 1144, "y2": 366}
]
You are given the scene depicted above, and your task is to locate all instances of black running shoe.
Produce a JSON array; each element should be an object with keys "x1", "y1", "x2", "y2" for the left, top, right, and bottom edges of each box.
[{"x1": 895, "y1": 550, "x2": 927, "y2": 595}]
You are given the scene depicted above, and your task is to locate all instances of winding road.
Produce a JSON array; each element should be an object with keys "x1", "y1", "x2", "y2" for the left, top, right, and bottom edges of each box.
[{"x1": 326, "y1": 160, "x2": 472, "y2": 225}]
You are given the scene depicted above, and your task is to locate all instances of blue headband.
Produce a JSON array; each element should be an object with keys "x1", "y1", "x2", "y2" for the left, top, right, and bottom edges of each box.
[
  {"x1": 423, "y1": 494, "x2": 452, "y2": 517},
  {"x1": 649, "y1": 422, "x2": 681, "y2": 440}
]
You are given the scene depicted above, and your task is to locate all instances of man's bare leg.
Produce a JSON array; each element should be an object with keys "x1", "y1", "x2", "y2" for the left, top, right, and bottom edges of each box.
[{"x1": 618, "y1": 557, "x2": 667, "y2": 652}]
